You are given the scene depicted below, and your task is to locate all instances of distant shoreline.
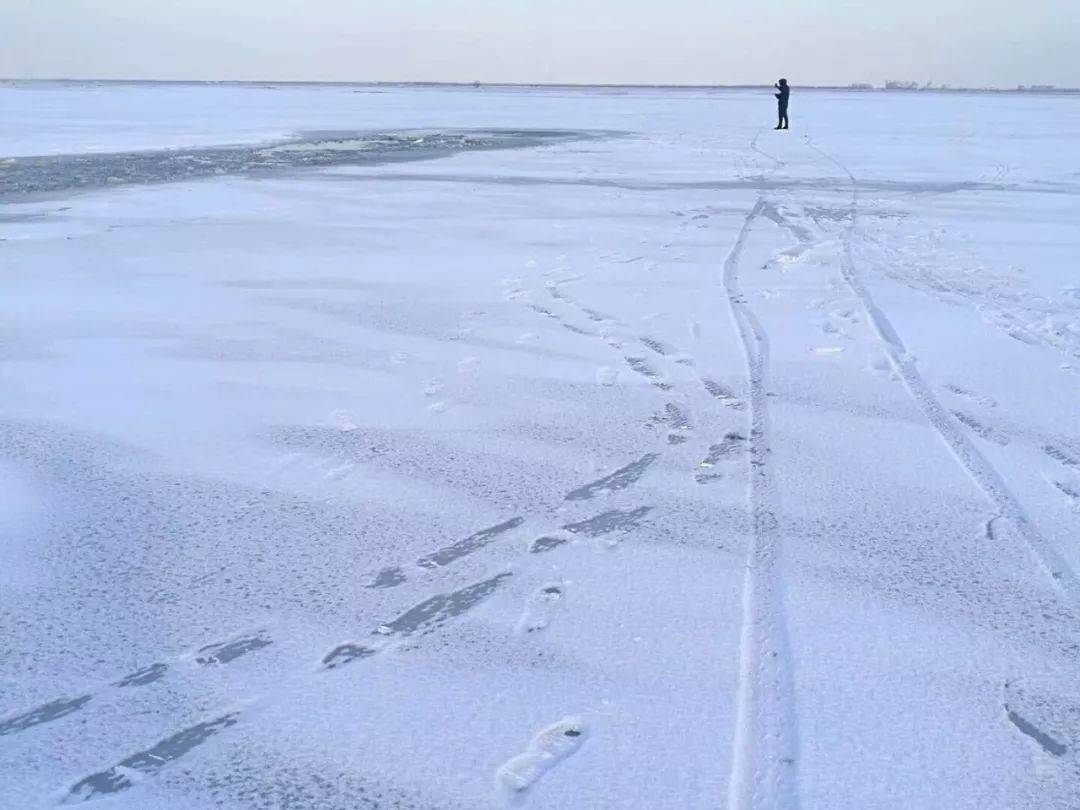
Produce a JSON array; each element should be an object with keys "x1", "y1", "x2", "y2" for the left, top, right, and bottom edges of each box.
[{"x1": 2, "y1": 78, "x2": 1078, "y2": 95}]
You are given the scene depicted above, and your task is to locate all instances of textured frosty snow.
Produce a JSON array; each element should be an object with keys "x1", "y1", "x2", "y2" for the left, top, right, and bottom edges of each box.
[{"x1": 1, "y1": 83, "x2": 1079, "y2": 810}]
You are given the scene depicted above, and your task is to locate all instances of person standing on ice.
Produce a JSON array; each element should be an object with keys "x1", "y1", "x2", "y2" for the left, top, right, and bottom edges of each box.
[{"x1": 774, "y1": 78, "x2": 790, "y2": 130}]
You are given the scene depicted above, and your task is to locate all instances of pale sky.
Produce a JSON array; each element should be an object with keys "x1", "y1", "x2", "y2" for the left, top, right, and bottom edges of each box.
[{"x1": 2, "y1": 0, "x2": 1077, "y2": 88}]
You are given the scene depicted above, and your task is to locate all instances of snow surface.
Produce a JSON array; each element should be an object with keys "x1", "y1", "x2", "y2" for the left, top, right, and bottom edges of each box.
[{"x1": 1, "y1": 82, "x2": 1079, "y2": 809}]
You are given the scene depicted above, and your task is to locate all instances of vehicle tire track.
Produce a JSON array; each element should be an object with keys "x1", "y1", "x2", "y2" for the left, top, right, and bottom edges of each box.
[
  {"x1": 805, "y1": 137, "x2": 1080, "y2": 606},
  {"x1": 723, "y1": 197, "x2": 800, "y2": 810}
]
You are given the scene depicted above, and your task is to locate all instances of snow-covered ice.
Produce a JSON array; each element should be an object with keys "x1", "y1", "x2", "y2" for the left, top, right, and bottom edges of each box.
[{"x1": 1, "y1": 81, "x2": 1079, "y2": 809}]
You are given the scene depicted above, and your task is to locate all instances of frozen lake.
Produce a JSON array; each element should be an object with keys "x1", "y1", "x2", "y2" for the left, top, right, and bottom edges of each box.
[{"x1": 1, "y1": 82, "x2": 1079, "y2": 809}]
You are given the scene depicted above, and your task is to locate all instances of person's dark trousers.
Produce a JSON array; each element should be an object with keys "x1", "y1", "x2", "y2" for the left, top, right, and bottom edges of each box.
[{"x1": 777, "y1": 105, "x2": 789, "y2": 129}]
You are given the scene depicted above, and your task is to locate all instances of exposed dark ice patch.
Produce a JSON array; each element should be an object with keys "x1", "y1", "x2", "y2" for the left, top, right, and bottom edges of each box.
[
  {"x1": 196, "y1": 633, "x2": 272, "y2": 666},
  {"x1": 702, "y1": 378, "x2": 746, "y2": 409},
  {"x1": 114, "y1": 663, "x2": 169, "y2": 688},
  {"x1": 624, "y1": 357, "x2": 671, "y2": 390},
  {"x1": 0, "y1": 694, "x2": 92, "y2": 737},
  {"x1": 415, "y1": 517, "x2": 524, "y2": 569},
  {"x1": 1006, "y1": 709, "x2": 1067, "y2": 756},
  {"x1": 321, "y1": 644, "x2": 378, "y2": 671},
  {"x1": 368, "y1": 566, "x2": 407, "y2": 589},
  {"x1": 64, "y1": 713, "x2": 242, "y2": 802},
  {"x1": 562, "y1": 506, "x2": 653, "y2": 537},
  {"x1": 952, "y1": 411, "x2": 1010, "y2": 446},
  {"x1": 1, "y1": 129, "x2": 591, "y2": 200},
  {"x1": 375, "y1": 574, "x2": 512, "y2": 638},
  {"x1": 564, "y1": 454, "x2": 659, "y2": 501},
  {"x1": 530, "y1": 536, "x2": 570, "y2": 554}
]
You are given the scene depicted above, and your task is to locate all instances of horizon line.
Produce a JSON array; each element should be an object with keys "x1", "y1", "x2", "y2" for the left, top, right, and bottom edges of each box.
[{"x1": 3, "y1": 78, "x2": 1079, "y2": 95}]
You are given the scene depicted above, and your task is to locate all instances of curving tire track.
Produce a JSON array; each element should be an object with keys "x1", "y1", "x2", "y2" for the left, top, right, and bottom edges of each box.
[{"x1": 804, "y1": 137, "x2": 1080, "y2": 607}]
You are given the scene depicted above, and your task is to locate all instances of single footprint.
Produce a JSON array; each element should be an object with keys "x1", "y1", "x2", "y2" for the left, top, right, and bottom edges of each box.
[
  {"x1": 565, "y1": 454, "x2": 659, "y2": 502},
  {"x1": 195, "y1": 633, "x2": 272, "y2": 667},
  {"x1": 517, "y1": 583, "x2": 567, "y2": 634},
  {"x1": 953, "y1": 411, "x2": 1009, "y2": 446},
  {"x1": 696, "y1": 433, "x2": 747, "y2": 483},
  {"x1": 832, "y1": 308, "x2": 860, "y2": 325},
  {"x1": 501, "y1": 277, "x2": 526, "y2": 301},
  {"x1": 367, "y1": 567, "x2": 407, "y2": 589},
  {"x1": 648, "y1": 403, "x2": 692, "y2": 445},
  {"x1": 641, "y1": 337, "x2": 673, "y2": 357},
  {"x1": 1051, "y1": 480, "x2": 1080, "y2": 511},
  {"x1": 328, "y1": 409, "x2": 359, "y2": 432},
  {"x1": 596, "y1": 366, "x2": 619, "y2": 387},
  {"x1": 530, "y1": 535, "x2": 571, "y2": 554},
  {"x1": 944, "y1": 384, "x2": 997, "y2": 408},
  {"x1": 321, "y1": 643, "x2": 377, "y2": 671},
  {"x1": 1045, "y1": 444, "x2": 1079, "y2": 469},
  {"x1": 624, "y1": 356, "x2": 671, "y2": 391},
  {"x1": 866, "y1": 354, "x2": 892, "y2": 376},
  {"x1": 496, "y1": 717, "x2": 587, "y2": 794},
  {"x1": 701, "y1": 378, "x2": 746, "y2": 410},
  {"x1": 529, "y1": 304, "x2": 560, "y2": 320},
  {"x1": 325, "y1": 463, "x2": 356, "y2": 482}
]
